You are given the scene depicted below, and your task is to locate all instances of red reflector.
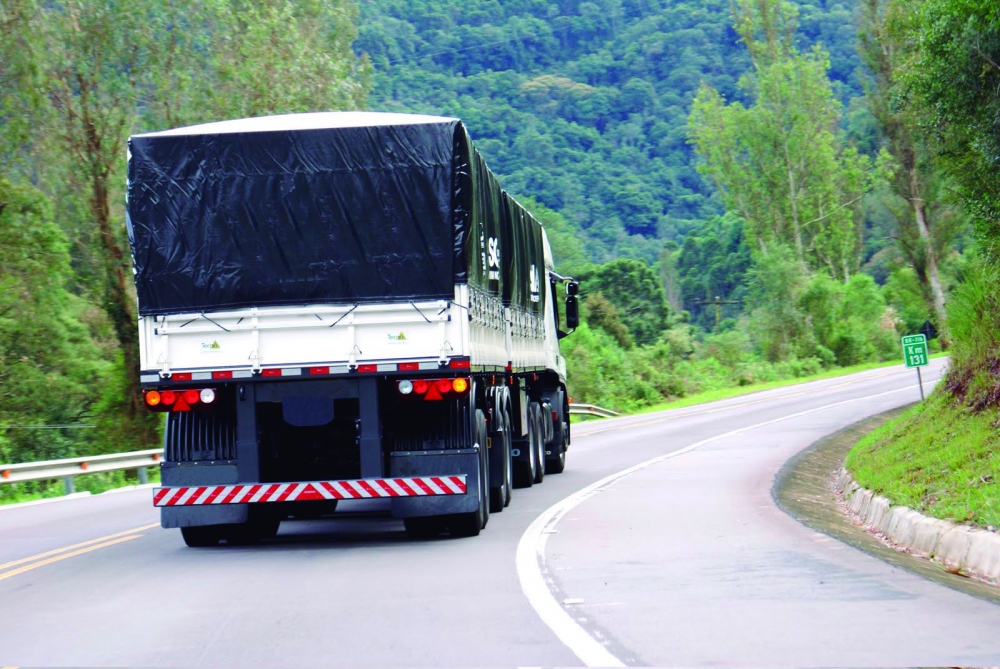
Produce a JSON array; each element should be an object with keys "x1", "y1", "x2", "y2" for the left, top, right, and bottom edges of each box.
[
  {"x1": 358, "y1": 364, "x2": 378, "y2": 373},
  {"x1": 413, "y1": 379, "x2": 429, "y2": 394},
  {"x1": 183, "y1": 389, "x2": 200, "y2": 405},
  {"x1": 424, "y1": 385, "x2": 444, "y2": 401},
  {"x1": 172, "y1": 372, "x2": 192, "y2": 381},
  {"x1": 450, "y1": 359, "x2": 471, "y2": 370},
  {"x1": 309, "y1": 367, "x2": 330, "y2": 375},
  {"x1": 173, "y1": 397, "x2": 192, "y2": 412},
  {"x1": 398, "y1": 362, "x2": 420, "y2": 371},
  {"x1": 212, "y1": 371, "x2": 233, "y2": 380},
  {"x1": 262, "y1": 368, "x2": 281, "y2": 377},
  {"x1": 553, "y1": 410, "x2": 559, "y2": 421},
  {"x1": 161, "y1": 390, "x2": 177, "y2": 405},
  {"x1": 435, "y1": 378, "x2": 452, "y2": 394}
]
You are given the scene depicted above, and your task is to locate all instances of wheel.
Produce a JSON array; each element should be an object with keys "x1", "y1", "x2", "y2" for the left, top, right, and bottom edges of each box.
[
  {"x1": 450, "y1": 408, "x2": 488, "y2": 537},
  {"x1": 180, "y1": 525, "x2": 223, "y2": 547},
  {"x1": 489, "y1": 409, "x2": 512, "y2": 513},
  {"x1": 404, "y1": 516, "x2": 445, "y2": 539},
  {"x1": 532, "y1": 404, "x2": 545, "y2": 484},
  {"x1": 513, "y1": 406, "x2": 537, "y2": 489},
  {"x1": 546, "y1": 419, "x2": 568, "y2": 474},
  {"x1": 503, "y1": 416, "x2": 513, "y2": 507}
]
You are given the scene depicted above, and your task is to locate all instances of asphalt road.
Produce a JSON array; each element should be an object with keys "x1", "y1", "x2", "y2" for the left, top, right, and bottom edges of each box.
[{"x1": 2, "y1": 358, "x2": 998, "y2": 667}]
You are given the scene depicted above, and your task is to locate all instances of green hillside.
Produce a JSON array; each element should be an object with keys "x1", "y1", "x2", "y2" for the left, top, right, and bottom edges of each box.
[{"x1": 357, "y1": 0, "x2": 863, "y2": 264}]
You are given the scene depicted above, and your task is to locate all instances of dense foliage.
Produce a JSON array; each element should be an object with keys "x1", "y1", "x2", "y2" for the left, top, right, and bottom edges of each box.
[{"x1": 358, "y1": 0, "x2": 865, "y2": 264}]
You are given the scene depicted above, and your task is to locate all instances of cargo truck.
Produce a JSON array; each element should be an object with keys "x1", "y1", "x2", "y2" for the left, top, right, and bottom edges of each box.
[{"x1": 126, "y1": 112, "x2": 580, "y2": 546}]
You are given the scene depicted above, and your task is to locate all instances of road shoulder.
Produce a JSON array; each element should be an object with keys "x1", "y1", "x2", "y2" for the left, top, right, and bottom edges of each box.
[{"x1": 773, "y1": 407, "x2": 1000, "y2": 605}]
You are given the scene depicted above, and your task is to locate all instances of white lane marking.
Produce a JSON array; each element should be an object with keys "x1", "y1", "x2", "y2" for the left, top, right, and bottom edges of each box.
[{"x1": 516, "y1": 382, "x2": 923, "y2": 667}]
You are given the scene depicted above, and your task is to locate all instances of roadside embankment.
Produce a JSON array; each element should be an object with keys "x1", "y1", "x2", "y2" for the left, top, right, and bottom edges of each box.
[
  {"x1": 845, "y1": 393, "x2": 999, "y2": 530},
  {"x1": 838, "y1": 391, "x2": 1000, "y2": 585}
]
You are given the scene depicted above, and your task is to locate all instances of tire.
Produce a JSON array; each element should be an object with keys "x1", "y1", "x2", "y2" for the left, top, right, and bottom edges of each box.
[
  {"x1": 180, "y1": 525, "x2": 223, "y2": 547},
  {"x1": 531, "y1": 403, "x2": 545, "y2": 485},
  {"x1": 489, "y1": 409, "x2": 511, "y2": 513},
  {"x1": 513, "y1": 407, "x2": 537, "y2": 489},
  {"x1": 503, "y1": 416, "x2": 513, "y2": 507},
  {"x1": 546, "y1": 419, "x2": 568, "y2": 474},
  {"x1": 404, "y1": 516, "x2": 445, "y2": 539},
  {"x1": 450, "y1": 408, "x2": 488, "y2": 537}
]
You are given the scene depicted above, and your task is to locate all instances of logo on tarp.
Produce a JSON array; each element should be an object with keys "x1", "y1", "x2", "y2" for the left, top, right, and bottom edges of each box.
[
  {"x1": 530, "y1": 264, "x2": 540, "y2": 302},
  {"x1": 487, "y1": 237, "x2": 500, "y2": 282},
  {"x1": 387, "y1": 332, "x2": 408, "y2": 343},
  {"x1": 200, "y1": 340, "x2": 222, "y2": 353}
]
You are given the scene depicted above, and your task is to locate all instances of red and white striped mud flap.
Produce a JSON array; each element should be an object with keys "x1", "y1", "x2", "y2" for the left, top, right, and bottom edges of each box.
[{"x1": 153, "y1": 476, "x2": 467, "y2": 507}]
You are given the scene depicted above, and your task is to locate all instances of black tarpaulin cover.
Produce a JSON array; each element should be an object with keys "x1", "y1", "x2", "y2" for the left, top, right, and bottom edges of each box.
[{"x1": 128, "y1": 111, "x2": 544, "y2": 317}]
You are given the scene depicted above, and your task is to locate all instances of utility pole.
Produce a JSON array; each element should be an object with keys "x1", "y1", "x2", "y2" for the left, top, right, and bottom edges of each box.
[{"x1": 694, "y1": 295, "x2": 740, "y2": 330}]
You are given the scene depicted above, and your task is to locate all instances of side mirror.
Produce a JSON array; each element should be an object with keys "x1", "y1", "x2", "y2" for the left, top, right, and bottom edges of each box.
[{"x1": 565, "y1": 294, "x2": 580, "y2": 330}]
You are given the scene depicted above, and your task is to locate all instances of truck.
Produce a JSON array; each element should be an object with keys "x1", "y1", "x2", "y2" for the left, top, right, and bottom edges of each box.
[{"x1": 126, "y1": 111, "x2": 580, "y2": 546}]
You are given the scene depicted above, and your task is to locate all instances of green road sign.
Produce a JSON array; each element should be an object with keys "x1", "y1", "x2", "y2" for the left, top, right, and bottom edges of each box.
[{"x1": 901, "y1": 333, "x2": 928, "y2": 368}]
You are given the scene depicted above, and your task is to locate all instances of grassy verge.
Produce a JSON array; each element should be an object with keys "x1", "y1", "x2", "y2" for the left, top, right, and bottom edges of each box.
[
  {"x1": 0, "y1": 467, "x2": 160, "y2": 507},
  {"x1": 631, "y1": 353, "x2": 946, "y2": 415},
  {"x1": 845, "y1": 392, "x2": 1000, "y2": 529}
]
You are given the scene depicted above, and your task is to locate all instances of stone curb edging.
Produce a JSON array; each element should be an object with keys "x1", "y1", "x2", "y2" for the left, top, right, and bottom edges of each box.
[{"x1": 835, "y1": 468, "x2": 1000, "y2": 585}]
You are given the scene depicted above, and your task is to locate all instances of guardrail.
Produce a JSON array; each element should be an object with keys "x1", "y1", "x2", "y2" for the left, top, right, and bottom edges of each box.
[
  {"x1": 568, "y1": 403, "x2": 620, "y2": 418},
  {"x1": 0, "y1": 449, "x2": 162, "y2": 494},
  {"x1": 0, "y1": 406, "x2": 617, "y2": 497}
]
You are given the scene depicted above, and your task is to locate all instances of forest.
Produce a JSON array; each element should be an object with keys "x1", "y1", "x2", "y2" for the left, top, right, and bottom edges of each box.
[{"x1": 0, "y1": 0, "x2": 998, "y2": 498}]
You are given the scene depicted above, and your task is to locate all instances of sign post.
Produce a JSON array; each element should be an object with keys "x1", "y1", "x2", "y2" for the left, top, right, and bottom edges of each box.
[{"x1": 901, "y1": 333, "x2": 929, "y2": 400}]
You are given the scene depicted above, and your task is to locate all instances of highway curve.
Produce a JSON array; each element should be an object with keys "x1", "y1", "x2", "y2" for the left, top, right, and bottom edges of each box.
[{"x1": 2, "y1": 357, "x2": 999, "y2": 666}]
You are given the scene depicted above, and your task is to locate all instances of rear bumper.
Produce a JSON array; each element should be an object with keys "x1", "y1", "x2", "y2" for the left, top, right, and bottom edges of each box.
[
  {"x1": 154, "y1": 475, "x2": 467, "y2": 507},
  {"x1": 157, "y1": 449, "x2": 481, "y2": 527}
]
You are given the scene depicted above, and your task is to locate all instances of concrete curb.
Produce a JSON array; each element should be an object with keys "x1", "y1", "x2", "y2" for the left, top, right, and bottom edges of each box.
[{"x1": 835, "y1": 468, "x2": 1000, "y2": 585}]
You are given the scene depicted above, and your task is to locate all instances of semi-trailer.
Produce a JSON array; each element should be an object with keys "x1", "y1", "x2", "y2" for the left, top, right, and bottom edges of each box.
[{"x1": 126, "y1": 112, "x2": 579, "y2": 546}]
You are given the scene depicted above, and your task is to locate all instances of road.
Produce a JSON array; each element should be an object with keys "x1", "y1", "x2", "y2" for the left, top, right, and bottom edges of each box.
[{"x1": 2, "y1": 357, "x2": 998, "y2": 666}]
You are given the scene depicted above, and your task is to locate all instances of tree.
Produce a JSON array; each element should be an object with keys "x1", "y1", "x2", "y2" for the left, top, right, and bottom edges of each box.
[
  {"x1": 895, "y1": 0, "x2": 1000, "y2": 256},
  {"x1": 0, "y1": 179, "x2": 109, "y2": 464},
  {"x1": 688, "y1": 0, "x2": 880, "y2": 282},
  {"x1": 581, "y1": 259, "x2": 673, "y2": 346},
  {"x1": 3, "y1": 1, "x2": 370, "y2": 442},
  {"x1": 857, "y1": 0, "x2": 962, "y2": 341}
]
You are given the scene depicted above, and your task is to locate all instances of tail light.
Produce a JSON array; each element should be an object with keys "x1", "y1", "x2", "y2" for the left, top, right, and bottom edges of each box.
[
  {"x1": 143, "y1": 388, "x2": 218, "y2": 412},
  {"x1": 397, "y1": 378, "x2": 471, "y2": 401}
]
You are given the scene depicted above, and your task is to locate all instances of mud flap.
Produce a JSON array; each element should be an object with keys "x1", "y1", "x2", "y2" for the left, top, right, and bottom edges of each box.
[{"x1": 389, "y1": 449, "x2": 480, "y2": 518}]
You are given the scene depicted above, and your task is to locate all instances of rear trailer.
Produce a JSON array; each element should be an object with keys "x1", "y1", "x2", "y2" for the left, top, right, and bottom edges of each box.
[{"x1": 127, "y1": 112, "x2": 578, "y2": 545}]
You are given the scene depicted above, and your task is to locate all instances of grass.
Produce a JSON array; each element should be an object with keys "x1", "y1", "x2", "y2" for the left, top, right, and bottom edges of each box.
[
  {"x1": 846, "y1": 391, "x2": 1000, "y2": 530},
  {"x1": 0, "y1": 467, "x2": 160, "y2": 507},
  {"x1": 631, "y1": 352, "x2": 947, "y2": 415}
]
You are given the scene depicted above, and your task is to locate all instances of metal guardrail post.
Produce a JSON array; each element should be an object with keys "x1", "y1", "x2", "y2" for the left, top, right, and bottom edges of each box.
[
  {"x1": 64, "y1": 476, "x2": 75, "y2": 495},
  {"x1": 138, "y1": 467, "x2": 149, "y2": 485}
]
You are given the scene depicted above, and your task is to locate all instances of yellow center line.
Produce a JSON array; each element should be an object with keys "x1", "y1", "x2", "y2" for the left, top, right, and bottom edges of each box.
[
  {"x1": 0, "y1": 535, "x2": 142, "y2": 582},
  {"x1": 0, "y1": 522, "x2": 159, "y2": 573}
]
